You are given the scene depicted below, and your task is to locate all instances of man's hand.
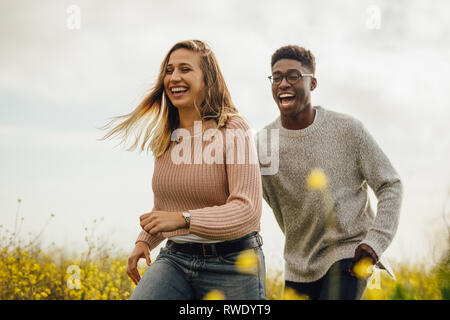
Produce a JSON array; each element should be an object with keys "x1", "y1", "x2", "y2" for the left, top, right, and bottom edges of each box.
[
  {"x1": 348, "y1": 243, "x2": 378, "y2": 278},
  {"x1": 140, "y1": 210, "x2": 186, "y2": 235}
]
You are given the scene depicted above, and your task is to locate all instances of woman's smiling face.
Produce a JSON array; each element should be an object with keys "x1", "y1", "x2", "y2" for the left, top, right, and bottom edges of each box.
[{"x1": 164, "y1": 48, "x2": 205, "y2": 110}]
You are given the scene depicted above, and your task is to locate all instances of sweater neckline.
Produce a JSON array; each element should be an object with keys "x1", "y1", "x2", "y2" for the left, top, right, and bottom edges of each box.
[
  {"x1": 176, "y1": 119, "x2": 218, "y2": 130},
  {"x1": 276, "y1": 106, "x2": 325, "y2": 138}
]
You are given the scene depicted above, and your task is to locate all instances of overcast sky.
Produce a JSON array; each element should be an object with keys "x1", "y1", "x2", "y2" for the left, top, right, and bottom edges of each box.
[{"x1": 1, "y1": 0, "x2": 449, "y2": 270}]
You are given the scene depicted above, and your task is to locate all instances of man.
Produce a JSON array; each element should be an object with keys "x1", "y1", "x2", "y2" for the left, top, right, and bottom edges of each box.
[{"x1": 256, "y1": 45, "x2": 403, "y2": 300}]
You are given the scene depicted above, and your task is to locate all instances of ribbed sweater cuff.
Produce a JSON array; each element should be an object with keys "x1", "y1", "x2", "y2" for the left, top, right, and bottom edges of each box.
[
  {"x1": 360, "y1": 233, "x2": 387, "y2": 261},
  {"x1": 135, "y1": 230, "x2": 164, "y2": 251}
]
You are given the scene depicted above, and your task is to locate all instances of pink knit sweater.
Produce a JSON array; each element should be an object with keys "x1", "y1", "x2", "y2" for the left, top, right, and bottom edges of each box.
[{"x1": 135, "y1": 116, "x2": 262, "y2": 251}]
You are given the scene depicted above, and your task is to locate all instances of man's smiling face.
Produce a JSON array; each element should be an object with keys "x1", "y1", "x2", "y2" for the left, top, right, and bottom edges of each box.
[{"x1": 271, "y1": 58, "x2": 316, "y2": 118}]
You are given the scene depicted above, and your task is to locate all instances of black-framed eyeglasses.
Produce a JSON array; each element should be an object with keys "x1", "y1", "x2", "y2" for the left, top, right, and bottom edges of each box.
[{"x1": 268, "y1": 71, "x2": 314, "y2": 85}]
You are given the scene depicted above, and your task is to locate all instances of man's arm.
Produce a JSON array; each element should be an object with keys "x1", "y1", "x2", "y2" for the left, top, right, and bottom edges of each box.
[{"x1": 356, "y1": 121, "x2": 403, "y2": 260}]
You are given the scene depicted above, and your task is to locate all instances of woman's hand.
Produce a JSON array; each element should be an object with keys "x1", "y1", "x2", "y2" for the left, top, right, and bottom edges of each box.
[
  {"x1": 140, "y1": 210, "x2": 186, "y2": 235},
  {"x1": 127, "y1": 242, "x2": 151, "y2": 285}
]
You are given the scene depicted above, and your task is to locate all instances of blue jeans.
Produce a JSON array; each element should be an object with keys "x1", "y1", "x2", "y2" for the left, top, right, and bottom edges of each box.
[
  {"x1": 130, "y1": 234, "x2": 266, "y2": 300},
  {"x1": 285, "y1": 258, "x2": 368, "y2": 300}
]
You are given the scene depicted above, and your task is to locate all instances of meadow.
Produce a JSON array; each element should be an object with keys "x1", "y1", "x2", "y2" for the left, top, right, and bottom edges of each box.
[{"x1": 1, "y1": 199, "x2": 449, "y2": 300}]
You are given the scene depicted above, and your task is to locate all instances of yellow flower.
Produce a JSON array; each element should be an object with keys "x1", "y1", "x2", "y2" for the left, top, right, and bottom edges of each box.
[
  {"x1": 203, "y1": 289, "x2": 226, "y2": 300},
  {"x1": 235, "y1": 249, "x2": 258, "y2": 274},
  {"x1": 352, "y1": 257, "x2": 374, "y2": 279},
  {"x1": 307, "y1": 168, "x2": 328, "y2": 191},
  {"x1": 283, "y1": 287, "x2": 309, "y2": 300}
]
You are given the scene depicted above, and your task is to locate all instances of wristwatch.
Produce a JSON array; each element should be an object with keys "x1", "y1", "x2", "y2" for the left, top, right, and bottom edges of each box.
[{"x1": 182, "y1": 211, "x2": 191, "y2": 229}]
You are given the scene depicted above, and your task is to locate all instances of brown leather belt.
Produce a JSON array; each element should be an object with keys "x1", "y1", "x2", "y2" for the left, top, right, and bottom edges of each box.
[{"x1": 166, "y1": 232, "x2": 263, "y2": 257}]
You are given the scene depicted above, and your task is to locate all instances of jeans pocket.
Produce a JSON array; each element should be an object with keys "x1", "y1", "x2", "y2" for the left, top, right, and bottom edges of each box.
[{"x1": 218, "y1": 247, "x2": 263, "y2": 267}]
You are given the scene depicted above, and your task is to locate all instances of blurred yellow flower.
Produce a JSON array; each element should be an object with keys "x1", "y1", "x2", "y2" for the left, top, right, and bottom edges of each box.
[
  {"x1": 283, "y1": 287, "x2": 309, "y2": 300},
  {"x1": 203, "y1": 289, "x2": 226, "y2": 300},
  {"x1": 352, "y1": 257, "x2": 374, "y2": 279},
  {"x1": 307, "y1": 168, "x2": 328, "y2": 191},
  {"x1": 235, "y1": 249, "x2": 258, "y2": 274}
]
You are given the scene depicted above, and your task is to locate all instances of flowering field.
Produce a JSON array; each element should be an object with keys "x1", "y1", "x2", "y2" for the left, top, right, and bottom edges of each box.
[
  {"x1": 1, "y1": 198, "x2": 449, "y2": 300},
  {"x1": 1, "y1": 236, "x2": 448, "y2": 300}
]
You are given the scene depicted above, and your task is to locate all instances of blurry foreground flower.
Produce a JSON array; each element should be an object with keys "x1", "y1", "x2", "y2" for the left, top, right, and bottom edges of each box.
[
  {"x1": 307, "y1": 168, "x2": 328, "y2": 191},
  {"x1": 235, "y1": 249, "x2": 258, "y2": 274},
  {"x1": 204, "y1": 289, "x2": 226, "y2": 300},
  {"x1": 352, "y1": 257, "x2": 374, "y2": 279},
  {"x1": 283, "y1": 287, "x2": 309, "y2": 300}
]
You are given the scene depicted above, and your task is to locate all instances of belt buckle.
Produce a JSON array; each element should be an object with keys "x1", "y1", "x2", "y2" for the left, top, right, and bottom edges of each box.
[{"x1": 202, "y1": 244, "x2": 215, "y2": 257}]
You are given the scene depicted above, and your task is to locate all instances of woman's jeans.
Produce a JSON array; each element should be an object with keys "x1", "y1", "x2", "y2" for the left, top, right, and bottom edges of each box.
[{"x1": 130, "y1": 234, "x2": 266, "y2": 300}]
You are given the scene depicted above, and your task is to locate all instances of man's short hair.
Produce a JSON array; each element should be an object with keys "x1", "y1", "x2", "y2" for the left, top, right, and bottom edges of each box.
[{"x1": 271, "y1": 45, "x2": 316, "y2": 74}]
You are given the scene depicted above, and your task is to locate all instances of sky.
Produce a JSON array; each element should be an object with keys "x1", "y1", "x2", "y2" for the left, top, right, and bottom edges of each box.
[{"x1": 1, "y1": 0, "x2": 449, "y2": 271}]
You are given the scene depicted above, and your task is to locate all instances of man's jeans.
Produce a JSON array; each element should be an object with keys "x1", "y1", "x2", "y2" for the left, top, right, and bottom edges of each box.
[
  {"x1": 130, "y1": 235, "x2": 266, "y2": 300},
  {"x1": 285, "y1": 258, "x2": 368, "y2": 300}
]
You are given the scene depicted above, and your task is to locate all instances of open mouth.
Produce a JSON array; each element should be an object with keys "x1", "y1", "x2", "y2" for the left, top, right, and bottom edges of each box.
[
  {"x1": 170, "y1": 86, "x2": 189, "y2": 98},
  {"x1": 278, "y1": 93, "x2": 296, "y2": 106}
]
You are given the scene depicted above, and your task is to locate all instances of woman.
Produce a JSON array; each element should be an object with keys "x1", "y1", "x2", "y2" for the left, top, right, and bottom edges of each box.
[{"x1": 99, "y1": 40, "x2": 265, "y2": 300}]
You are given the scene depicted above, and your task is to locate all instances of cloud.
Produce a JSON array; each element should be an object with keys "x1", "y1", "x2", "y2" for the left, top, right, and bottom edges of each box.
[{"x1": 0, "y1": 125, "x2": 101, "y2": 150}]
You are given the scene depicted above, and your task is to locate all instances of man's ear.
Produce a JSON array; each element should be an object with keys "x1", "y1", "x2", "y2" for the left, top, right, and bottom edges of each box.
[{"x1": 310, "y1": 77, "x2": 317, "y2": 91}]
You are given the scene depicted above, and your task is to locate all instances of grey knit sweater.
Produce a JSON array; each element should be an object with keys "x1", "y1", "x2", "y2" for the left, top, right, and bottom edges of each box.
[{"x1": 256, "y1": 106, "x2": 403, "y2": 282}]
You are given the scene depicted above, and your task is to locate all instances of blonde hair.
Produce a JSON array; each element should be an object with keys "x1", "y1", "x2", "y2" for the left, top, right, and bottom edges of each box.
[{"x1": 98, "y1": 40, "x2": 241, "y2": 158}]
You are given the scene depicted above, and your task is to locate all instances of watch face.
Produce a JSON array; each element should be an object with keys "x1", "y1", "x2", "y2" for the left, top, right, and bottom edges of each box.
[{"x1": 183, "y1": 212, "x2": 190, "y2": 218}]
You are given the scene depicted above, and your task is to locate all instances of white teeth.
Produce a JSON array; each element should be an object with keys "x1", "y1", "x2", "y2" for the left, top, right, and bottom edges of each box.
[
  {"x1": 171, "y1": 87, "x2": 188, "y2": 93},
  {"x1": 279, "y1": 93, "x2": 294, "y2": 98}
]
